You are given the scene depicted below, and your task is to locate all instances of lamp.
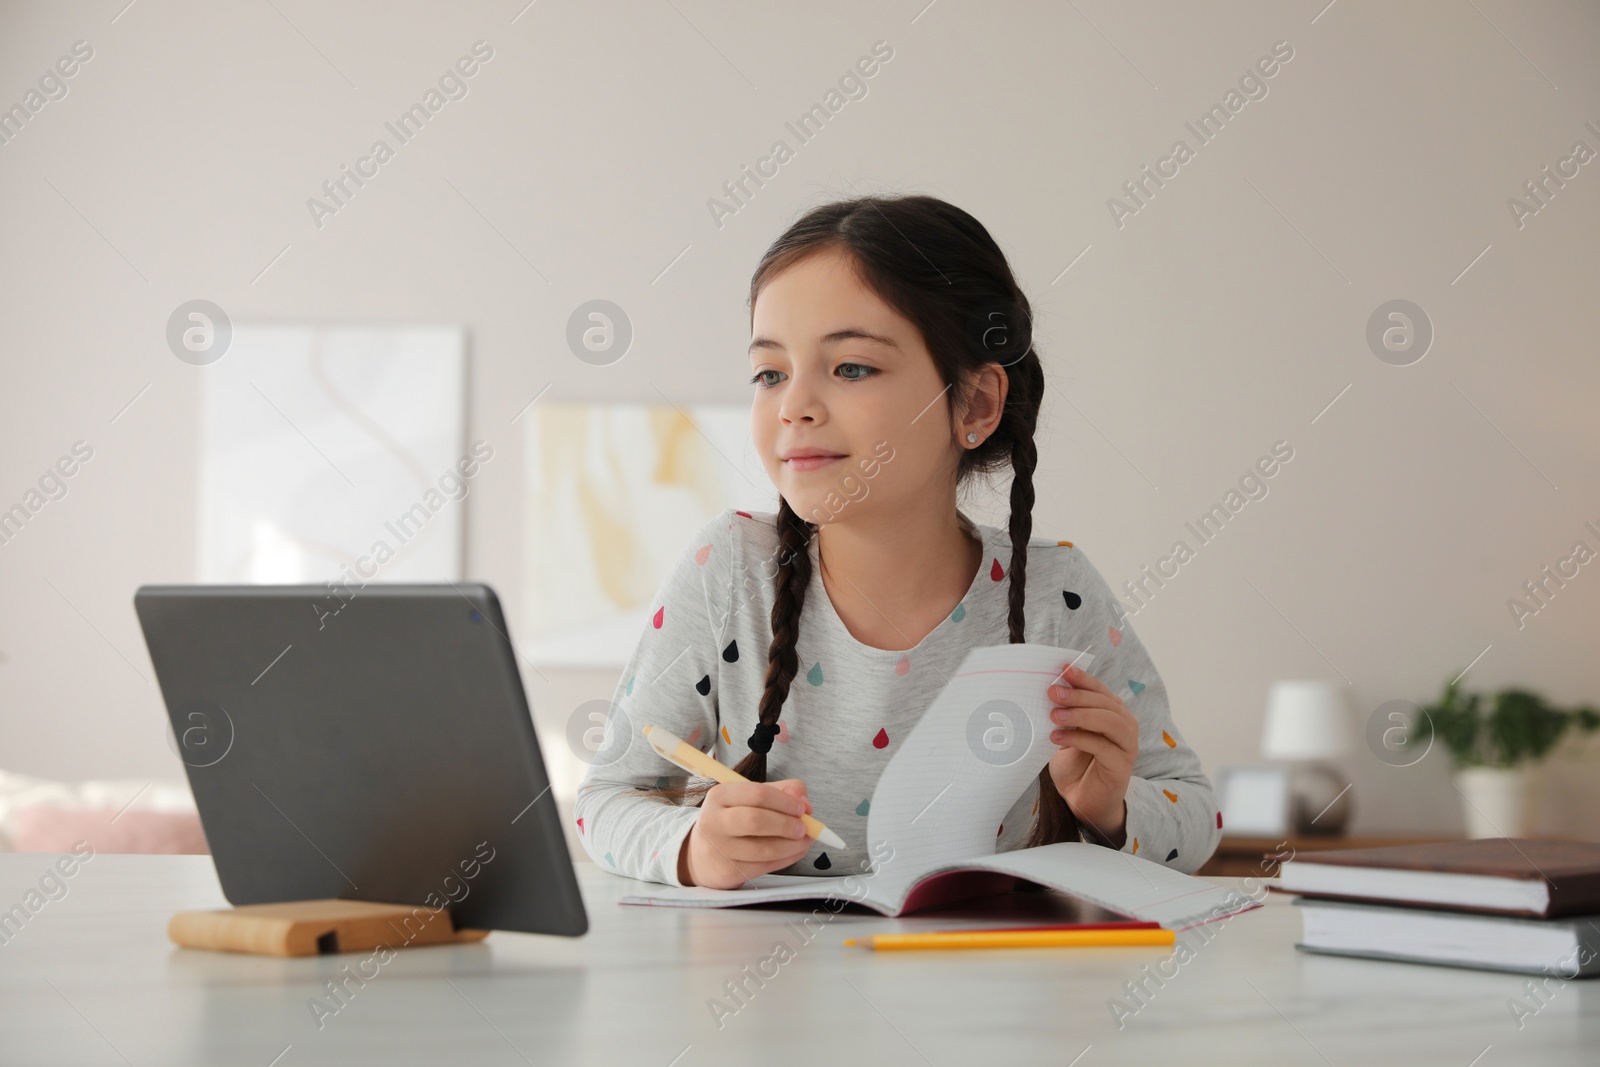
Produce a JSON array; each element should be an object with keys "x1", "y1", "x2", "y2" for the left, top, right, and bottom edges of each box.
[{"x1": 1261, "y1": 680, "x2": 1354, "y2": 835}]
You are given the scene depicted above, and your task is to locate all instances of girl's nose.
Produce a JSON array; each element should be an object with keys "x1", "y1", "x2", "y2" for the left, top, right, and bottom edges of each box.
[{"x1": 779, "y1": 390, "x2": 824, "y2": 424}]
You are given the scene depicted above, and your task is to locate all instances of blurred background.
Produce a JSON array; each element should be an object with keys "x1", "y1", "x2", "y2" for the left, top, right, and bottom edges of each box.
[{"x1": 2, "y1": 1, "x2": 1597, "y2": 868}]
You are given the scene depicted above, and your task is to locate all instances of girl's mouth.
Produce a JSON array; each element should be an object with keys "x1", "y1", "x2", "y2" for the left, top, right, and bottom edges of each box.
[{"x1": 784, "y1": 455, "x2": 843, "y2": 472}]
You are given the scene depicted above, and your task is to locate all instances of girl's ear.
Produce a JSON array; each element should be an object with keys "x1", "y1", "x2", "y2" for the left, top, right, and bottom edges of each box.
[{"x1": 958, "y1": 364, "x2": 1008, "y2": 441}]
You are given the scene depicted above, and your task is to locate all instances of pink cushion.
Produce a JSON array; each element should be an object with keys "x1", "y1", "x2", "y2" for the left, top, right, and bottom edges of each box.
[{"x1": 8, "y1": 804, "x2": 209, "y2": 854}]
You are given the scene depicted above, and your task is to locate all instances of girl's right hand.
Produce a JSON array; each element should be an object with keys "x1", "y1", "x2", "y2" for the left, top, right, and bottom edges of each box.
[{"x1": 677, "y1": 778, "x2": 814, "y2": 889}]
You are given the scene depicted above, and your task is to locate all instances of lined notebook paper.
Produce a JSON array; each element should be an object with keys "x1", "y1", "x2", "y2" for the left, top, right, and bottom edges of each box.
[{"x1": 864, "y1": 643, "x2": 1095, "y2": 872}]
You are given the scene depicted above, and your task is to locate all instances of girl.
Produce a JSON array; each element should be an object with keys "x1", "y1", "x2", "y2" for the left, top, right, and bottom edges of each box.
[{"x1": 575, "y1": 195, "x2": 1221, "y2": 890}]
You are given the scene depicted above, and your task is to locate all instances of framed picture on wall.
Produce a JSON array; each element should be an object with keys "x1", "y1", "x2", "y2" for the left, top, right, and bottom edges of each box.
[
  {"x1": 520, "y1": 402, "x2": 774, "y2": 668},
  {"x1": 196, "y1": 322, "x2": 467, "y2": 585},
  {"x1": 1215, "y1": 765, "x2": 1292, "y2": 837}
]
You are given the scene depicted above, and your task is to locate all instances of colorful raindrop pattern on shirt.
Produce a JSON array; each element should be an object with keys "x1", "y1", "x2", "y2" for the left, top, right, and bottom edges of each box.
[{"x1": 618, "y1": 523, "x2": 1205, "y2": 877}]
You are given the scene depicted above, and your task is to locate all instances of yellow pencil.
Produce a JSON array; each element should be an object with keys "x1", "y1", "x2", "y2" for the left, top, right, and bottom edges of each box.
[
  {"x1": 642, "y1": 723, "x2": 847, "y2": 850},
  {"x1": 842, "y1": 929, "x2": 1177, "y2": 951}
]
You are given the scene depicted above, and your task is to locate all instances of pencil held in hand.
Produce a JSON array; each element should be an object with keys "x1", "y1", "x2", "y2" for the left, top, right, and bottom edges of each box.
[{"x1": 642, "y1": 724, "x2": 847, "y2": 850}]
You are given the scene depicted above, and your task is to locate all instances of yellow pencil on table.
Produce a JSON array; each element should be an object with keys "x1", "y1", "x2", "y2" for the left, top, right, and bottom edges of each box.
[
  {"x1": 642, "y1": 723, "x2": 847, "y2": 850},
  {"x1": 842, "y1": 928, "x2": 1176, "y2": 951}
]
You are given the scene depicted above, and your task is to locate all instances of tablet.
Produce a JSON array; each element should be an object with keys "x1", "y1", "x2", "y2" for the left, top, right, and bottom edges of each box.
[{"x1": 133, "y1": 583, "x2": 586, "y2": 938}]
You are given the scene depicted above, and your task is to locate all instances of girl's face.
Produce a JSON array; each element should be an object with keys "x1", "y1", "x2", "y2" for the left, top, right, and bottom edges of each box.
[{"x1": 748, "y1": 245, "x2": 965, "y2": 526}]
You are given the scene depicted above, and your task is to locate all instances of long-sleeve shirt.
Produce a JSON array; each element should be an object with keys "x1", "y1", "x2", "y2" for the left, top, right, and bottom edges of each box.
[{"x1": 574, "y1": 508, "x2": 1223, "y2": 887}]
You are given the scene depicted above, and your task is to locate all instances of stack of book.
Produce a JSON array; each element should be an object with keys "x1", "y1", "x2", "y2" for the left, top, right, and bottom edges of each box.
[{"x1": 1275, "y1": 838, "x2": 1600, "y2": 976}]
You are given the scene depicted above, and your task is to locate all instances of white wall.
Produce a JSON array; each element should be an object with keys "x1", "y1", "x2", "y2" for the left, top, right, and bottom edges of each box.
[{"x1": 2, "y1": 1, "x2": 1598, "y2": 843}]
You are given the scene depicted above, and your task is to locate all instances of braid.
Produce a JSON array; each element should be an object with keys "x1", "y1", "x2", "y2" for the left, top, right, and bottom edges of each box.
[
  {"x1": 730, "y1": 497, "x2": 813, "y2": 783},
  {"x1": 631, "y1": 500, "x2": 813, "y2": 807},
  {"x1": 1001, "y1": 350, "x2": 1081, "y2": 848},
  {"x1": 1004, "y1": 358, "x2": 1041, "y2": 644}
]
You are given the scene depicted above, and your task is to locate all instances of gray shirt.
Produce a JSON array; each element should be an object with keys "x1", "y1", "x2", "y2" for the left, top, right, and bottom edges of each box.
[{"x1": 575, "y1": 508, "x2": 1222, "y2": 886}]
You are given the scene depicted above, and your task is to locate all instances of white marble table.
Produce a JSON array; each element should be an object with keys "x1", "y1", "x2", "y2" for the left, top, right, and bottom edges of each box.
[{"x1": 0, "y1": 853, "x2": 1592, "y2": 1065}]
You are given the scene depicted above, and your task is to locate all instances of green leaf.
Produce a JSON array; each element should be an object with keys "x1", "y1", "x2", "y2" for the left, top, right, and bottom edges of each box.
[{"x1": 1423, "y1": 676, "x2": 1593, "y2": 769}]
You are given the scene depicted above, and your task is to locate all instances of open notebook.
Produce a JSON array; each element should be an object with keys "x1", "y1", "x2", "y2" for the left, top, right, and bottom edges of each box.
[{"x1": 619, "y1": 643, "x2": 1255, "y2": 930}]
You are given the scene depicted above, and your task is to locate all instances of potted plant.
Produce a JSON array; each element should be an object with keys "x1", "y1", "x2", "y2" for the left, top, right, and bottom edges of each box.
[{"x1": 1423, "y1": 678, "x2": 1600, "y2": 837}]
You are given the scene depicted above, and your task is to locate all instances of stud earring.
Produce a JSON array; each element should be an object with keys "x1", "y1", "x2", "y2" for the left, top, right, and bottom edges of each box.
[{"x1": 966, "y1": 432, "x2": 978, "y2": 444}]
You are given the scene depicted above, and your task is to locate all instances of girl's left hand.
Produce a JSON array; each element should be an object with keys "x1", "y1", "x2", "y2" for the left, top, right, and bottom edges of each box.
[{"x1": 1046, "y1": 663, "x2": 1138, "y2": 847}]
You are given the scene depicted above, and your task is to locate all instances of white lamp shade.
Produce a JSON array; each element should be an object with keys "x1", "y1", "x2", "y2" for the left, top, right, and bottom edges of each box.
[{"x1": 1261, "y1": 680, "x2": 1353, "y2": 760}]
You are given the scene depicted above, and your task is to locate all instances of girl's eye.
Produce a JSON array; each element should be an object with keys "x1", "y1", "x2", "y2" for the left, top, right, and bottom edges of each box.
[{"x1": 749, "y1": 363, "x2": 876, "y2": 389}]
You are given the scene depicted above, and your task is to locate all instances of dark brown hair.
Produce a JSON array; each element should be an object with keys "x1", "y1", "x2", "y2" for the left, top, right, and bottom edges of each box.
[{"x1": 640, "y1": 194, "x2": 1079, "y2": 849}]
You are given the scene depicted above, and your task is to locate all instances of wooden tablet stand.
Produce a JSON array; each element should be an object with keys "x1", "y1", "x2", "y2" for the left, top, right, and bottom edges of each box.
[{"x1": 168, "y1": 899, "x2": 490, "y2": 958}]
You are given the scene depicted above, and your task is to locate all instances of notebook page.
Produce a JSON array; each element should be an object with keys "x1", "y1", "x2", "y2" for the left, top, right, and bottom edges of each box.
[
  {"x1": 951, "y1": 842, "x2": 1261, "y2": 929},
  {"x1": 865, "y1": 643, "x2": 1095, "y2": 875}
]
